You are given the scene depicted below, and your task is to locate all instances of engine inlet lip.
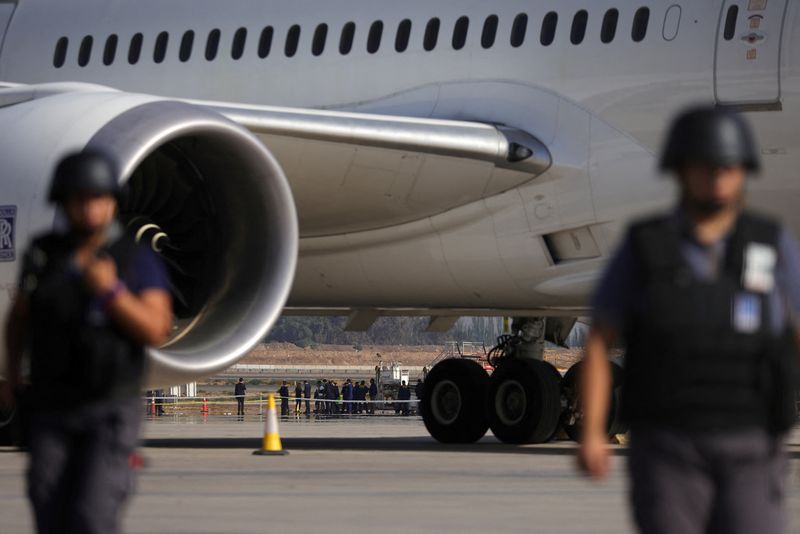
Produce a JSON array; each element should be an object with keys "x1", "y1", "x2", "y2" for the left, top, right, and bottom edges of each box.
[{"x1": 85, "y1": 99, "x2": 298, "y2": 385}]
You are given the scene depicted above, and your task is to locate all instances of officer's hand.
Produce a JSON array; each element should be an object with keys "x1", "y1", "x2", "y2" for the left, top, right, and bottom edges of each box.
[
  {"x1": 577, "y1": 431, "x2": 611, "y2": 480},
  {"x1": 84, "y1": 254, "x2": 118, "y2": 295}
]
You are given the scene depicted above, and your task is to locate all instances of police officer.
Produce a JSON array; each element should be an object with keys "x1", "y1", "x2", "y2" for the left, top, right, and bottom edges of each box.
[
  {"x1": 303, "y1": 379, "x2": 311, "y2": 415},
  {"x1": 578, "y1": 106, "x2": 800, "y2": 533},
  {"x1": 368, "y1": 378, "x2": 378, "y2": 414},
  {"x1": 234, "y1": 378, "x2": 246, "y2": 418},
  {"x1": 2, "y1": 150, "x2": 172, "y2": 534},
  {"x1": 278, "y1": 381, "x2": 290, "y2": 416},
  {"x1": 342, "y1": 378, "x2": 353, "y2": 414}
]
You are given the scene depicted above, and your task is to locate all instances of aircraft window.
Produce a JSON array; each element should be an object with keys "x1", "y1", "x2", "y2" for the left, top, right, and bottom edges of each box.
[
  {"x1": 510, "y1": 13, "x2": 528, "y2": 47},
  {"x1": 601, "y1": 9, "x2": 619, "y2": 43},
  {"x1": 78, "y1": 35, "x2": 93, "y2": 67},
  {"x1": 571, "y1": 10, "x2": 588, "y2": 45},
  {"x1": 424, "y1": 18, "x2": 440, "y2": 51},
  {"x1": 285, "y1": 24, "x2": 300, "y2": 57},
  {"x1": 540, "y1": 12, "x2": 557, "y2": 46},
  {"x1": 54, "y1": 37, "x2": 68, "y2": 68},
  {"x1": 313, "y1": 23, "x2": 328, "y2": 56},
  {"x1": 206, "y1": 29, "x2": 221, "y2": 61},
  {"x1": 154, "y1": 31, "x2": 168, "y2": 64},
  {"x1": 452, "y1": 16, "x2": 469, "y2": 50},
  {"x1": 632, "y1": 7, "x2": 650, "y2": 42},
  {"x1": 179, "y1": 30, "x2": 194, "y2": 62},
  {"x1": 128, "y1": 33, "x2": 143, "y2": 64},
  {"x1": 103, "y1": 35, "x2": 118, "y2": 66},
  {"x1": 367, "y1": 20, "x2": 383, "y2": 54},
  {"x1": 481, "y1": 15, "x2": 498, "y2": 49},
  {"x1": 395, "y1": 19, "x2": 412, "y2": 52},
  {"x1": 258, "y1": 27, "x2": 274, "y2": 58},
  {"x1": 723, "y1": 5, "x2": 739, "y2": 41},
  {"x1": 232, "y1": 27, "x2": 247, "y2": 60},
  {"x1": 340, "y1": 22, "x2": 355, "y2": 55}
]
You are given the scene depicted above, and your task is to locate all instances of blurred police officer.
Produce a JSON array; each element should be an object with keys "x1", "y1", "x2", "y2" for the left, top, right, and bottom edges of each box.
[
  {"x1": 578, "y1": 106, "x2": 800, "y2": 533},
  {"x1": 234, "y1": 377, "x2": 246, "y2": 417},
  {"x1": 2, "y1": 150, "x2": 172, "y2": 534}
]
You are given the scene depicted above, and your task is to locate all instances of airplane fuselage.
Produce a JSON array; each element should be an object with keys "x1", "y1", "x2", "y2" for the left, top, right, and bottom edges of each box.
[{"x1": 1, "y1": 0, "x2": 799, "y2": 313}]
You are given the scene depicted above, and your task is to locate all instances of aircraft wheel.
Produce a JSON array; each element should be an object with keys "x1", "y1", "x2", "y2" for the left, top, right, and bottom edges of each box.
[
  {"x1": 0, "y1": 403, "x2": 19, "y2": 446},
  {"x1": 487, "y1": 358, "x2": 562, "y2": 444},
  {"x1": 561, "y1": 360, "x2": 626, "y2": 442},
  {"x1": 420, "y1": 358, "x2": 489, "y2": 443}
]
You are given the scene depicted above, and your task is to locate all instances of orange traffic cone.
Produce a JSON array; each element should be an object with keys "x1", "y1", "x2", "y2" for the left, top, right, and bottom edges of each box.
[
  {"x1": 201, "y1": 397, "x2": 208, "y2": 417},
  {"x1": 253, "y1": 393, "x2": 288, "y2": 456}
]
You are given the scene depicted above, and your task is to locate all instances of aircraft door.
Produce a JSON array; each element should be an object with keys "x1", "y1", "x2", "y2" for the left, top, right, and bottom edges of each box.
[{"x1": 715, "y1": 0, "x2": 788, "y2": 107}]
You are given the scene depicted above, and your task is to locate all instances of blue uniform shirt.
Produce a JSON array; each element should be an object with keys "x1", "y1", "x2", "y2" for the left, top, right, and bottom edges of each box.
[{"x1": 592, "y1": 211, "x2": 800, "y2": 336}]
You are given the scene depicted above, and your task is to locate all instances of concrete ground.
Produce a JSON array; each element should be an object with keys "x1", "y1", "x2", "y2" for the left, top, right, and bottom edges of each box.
[{"x1": 0, "y1": 416, "x2": 798, "y2": 533}]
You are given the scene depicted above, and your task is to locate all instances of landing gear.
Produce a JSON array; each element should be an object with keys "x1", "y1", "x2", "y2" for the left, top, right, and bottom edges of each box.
[
  {"x1": 420, "y1": 358, "x2": 489, "y2": 443},
  {"x1": 560, "y1": 360, "x2": 627, "y2": 442},
  {"x1": 487, "y1": 358, "x2": 563, "y2": 443},
  {"x1": 422, "y1": 317, "x2": 627, "y2": 446}
]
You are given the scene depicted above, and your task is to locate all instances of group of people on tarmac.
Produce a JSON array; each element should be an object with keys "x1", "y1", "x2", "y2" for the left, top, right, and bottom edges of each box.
[
  {"x1": 237, "y1": 377, "x2": 427, "y2": 417},
  {"x1": 311, "y1": 378, "x2": 379, "y2": 415},
  {"x1": 272, "y1": 377, "x2": 426, "y2": 416}
]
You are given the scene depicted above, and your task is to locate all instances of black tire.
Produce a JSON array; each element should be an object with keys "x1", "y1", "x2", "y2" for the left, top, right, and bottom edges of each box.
[
  {"x1": 487, "y1": 358, "x2": 562, "y2": 444},
  {"x1": 0, "y1": 404, "x2": 19, "y2": 447},
  {"x1": 420, "y1": 358, "x2": 489, "y2": 443},
  {"x1": 561, "y1": 360, "x2": 627, "y2": 442}
]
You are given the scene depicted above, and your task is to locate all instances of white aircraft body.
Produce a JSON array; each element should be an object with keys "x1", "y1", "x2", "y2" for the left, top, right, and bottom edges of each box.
[{"x1": 0, "y1": 0, "x2": 796, "y2": 442}]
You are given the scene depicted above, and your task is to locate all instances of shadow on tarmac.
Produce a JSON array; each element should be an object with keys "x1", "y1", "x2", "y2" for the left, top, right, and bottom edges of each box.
[
  {"x1": 141, "y1": 437, "x2": 800, "y2": 458},
  {"x1": 141, "y1": 436, "x2": 618, "y2": 456}
]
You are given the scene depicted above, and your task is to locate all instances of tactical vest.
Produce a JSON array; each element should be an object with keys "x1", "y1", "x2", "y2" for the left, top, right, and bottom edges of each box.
[
  {"x1": 622, "y1": 211, "x2": 798, "y2": 433},
  {"x1": 24, "y1": 232, "x2": 146, "y2": 410}
]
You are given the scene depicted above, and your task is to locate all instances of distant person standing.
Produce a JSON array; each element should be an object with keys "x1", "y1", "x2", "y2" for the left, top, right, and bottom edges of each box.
[
  {"x1": 315, "y1": 380, "x2": 325, "y2": 414},
  {"x1": 578, "y1": 106, "x2": 800, "y2": 534},
  {"x1": 294, "y1": 382, "x2": 303, "y2": 414},
  {"x1": 2, "y1": 150, "x2": 172, "y2": 534},
  {"x1": 303, "y1": 380, "x2": 312, "y2": 415},
  {"x1": 278, "y1": 381, "x2": 290, "y2": 416},
  {"x1": 368, "y1": 378, "x2": 378, "y2": 414},
  {"x1": 234, "y1": 378, "x2": 246, "y2": 418},
  {"x1": 331, "y1": 381, "x2": 341, "y2": 414},
  {"x1": 397, "y1": 381, "x2": 411, "y2": 415},
  {"x1": 414, "y1": 379, "x2": 424, "y2": 415},
  {"x1": 342, "y1": 379, "x2": 353, "y2": 414}
]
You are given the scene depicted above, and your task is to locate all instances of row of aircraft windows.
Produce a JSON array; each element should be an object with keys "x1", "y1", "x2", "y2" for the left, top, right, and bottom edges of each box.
[{"x1": 54, "y1": 7, "x2": 655, "y2": 68}]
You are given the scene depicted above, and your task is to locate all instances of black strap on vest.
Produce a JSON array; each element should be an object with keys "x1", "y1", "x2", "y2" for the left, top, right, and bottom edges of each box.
[{"x1": 622, "y1": 210, "x2": 796, "y2": 432}]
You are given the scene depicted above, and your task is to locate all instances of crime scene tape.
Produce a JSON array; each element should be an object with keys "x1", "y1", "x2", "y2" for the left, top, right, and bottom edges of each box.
[{"x1": 142, "y1": 395, "x2": 419, "y2": 405}]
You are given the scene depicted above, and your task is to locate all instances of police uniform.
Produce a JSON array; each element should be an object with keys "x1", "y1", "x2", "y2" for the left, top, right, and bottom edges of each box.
[
  {"x1": 591, "y1": 108, "x2": 800, "y2": 534},
  {"x1": 17, "y1": 151, "x2": 170, "y2": 534}
]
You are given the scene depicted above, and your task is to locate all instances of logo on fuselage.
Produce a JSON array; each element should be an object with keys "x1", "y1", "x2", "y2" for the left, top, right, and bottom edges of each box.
[{"x1": 0, "y1": 206, "x2": 17, "y2": 262}]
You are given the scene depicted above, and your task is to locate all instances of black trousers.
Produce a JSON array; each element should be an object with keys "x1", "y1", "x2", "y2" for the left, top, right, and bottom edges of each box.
[
  {"x1": 27, "y1": 398, "x2": 142, "y2": 534},
  {"x1": 236, "y1": 397, "x2": 245, "y2": 416}
]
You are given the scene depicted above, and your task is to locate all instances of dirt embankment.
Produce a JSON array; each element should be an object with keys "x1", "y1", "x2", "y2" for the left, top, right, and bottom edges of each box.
[{"x1": 241, "y1": 343, "x2": 586, "y2": 369}]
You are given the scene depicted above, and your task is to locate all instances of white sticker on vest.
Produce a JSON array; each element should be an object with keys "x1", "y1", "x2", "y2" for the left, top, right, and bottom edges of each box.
[
  {"x1": 742, "y1": 242, "x2": 776, "y2": 293},
  {"x1": 733, "y1": 292, "x2": 761, "y2": 333}
]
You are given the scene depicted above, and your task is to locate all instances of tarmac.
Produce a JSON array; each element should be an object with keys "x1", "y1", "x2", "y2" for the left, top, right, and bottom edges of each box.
[{"x1": 0, "y1": 415, "x2": 798, "y2": 533}]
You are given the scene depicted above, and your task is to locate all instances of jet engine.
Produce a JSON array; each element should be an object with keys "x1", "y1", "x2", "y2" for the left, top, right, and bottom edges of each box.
[{"x1": 0, "y1": 85, "x2": 298, "y2": 385}]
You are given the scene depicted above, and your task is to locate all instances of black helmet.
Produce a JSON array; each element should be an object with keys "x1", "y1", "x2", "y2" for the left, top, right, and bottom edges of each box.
[
  {"x1": 49, "y1": 149, "x2": 120, "y2": 204},
  {"x1": 660, "y1": 106, "x2": 761, "y2": 174}
]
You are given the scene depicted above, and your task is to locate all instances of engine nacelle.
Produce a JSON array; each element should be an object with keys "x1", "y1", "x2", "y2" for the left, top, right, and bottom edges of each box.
[{"x1": 0, "y1": 85, "x2": 298, "y2": 385}]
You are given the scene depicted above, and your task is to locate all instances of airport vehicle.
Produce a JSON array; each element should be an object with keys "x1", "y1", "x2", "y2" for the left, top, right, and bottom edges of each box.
[{"x1": 0, "y1": 1, "x2": 797, "y2": 443}]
